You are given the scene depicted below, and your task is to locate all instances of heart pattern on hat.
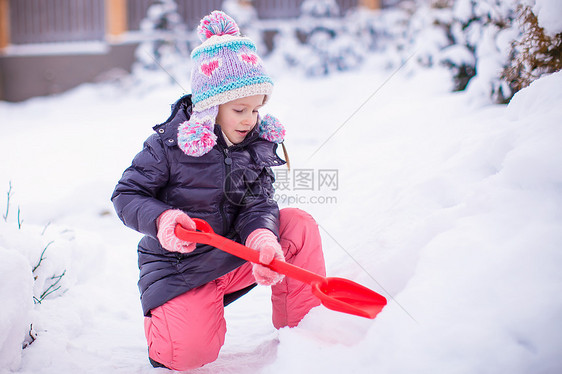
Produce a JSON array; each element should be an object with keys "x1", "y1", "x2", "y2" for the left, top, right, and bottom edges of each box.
[
  {"x1": 200, "y1": 59, "x2": 221, "y2": 77},
  {"x1": 240, "y1": 53, "x2": 259, "y2": 65}
]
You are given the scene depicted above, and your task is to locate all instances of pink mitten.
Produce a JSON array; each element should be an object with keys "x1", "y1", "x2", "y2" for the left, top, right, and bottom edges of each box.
[
  {"x1": 246, "y1": 229, "x2": 285, "y2": 286},
  {"x1": 156, "y1": 209, "x2": 197, "y2": 253}
]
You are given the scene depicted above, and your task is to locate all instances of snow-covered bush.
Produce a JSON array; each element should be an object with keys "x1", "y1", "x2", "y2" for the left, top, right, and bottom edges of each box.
[
  {"x1": 392, "y1": 0, "x2": 519, "y2": 102},
  {"x1": 223, "y1": 0, "x2": 268, "y2": 56},
  {"x1": 0, "y1": 184, "x2": 104, "y2": 370},
  {"x1": 367, "y1": 0, "x2": 560, "y2": 104},
  {"x1": 446, "y1": 0, "x2": 561, "y2": 102},
  {"x1": 126, "y1": 0, "x2": 560, "y2": 103},
  {"x1": 452, "y1": 0, "x2": 521, "y2": 103},
  {"x1": 268, "y1": 0, "x2": 365, "y2": 77},
  {"x1": 341, "y1": 1, "x2": 463, "y2": 83},
  {"x1": 132, "y1": 0, "x2": 193, "y2": 89},
  {"x1": 502, "y1": 3, "x2": 562, "y2": 94}
]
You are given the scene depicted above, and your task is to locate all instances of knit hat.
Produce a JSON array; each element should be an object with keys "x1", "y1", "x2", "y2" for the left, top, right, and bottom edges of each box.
[{"x1": 178, "y1": 10, "x2": 284, "y2": 157}]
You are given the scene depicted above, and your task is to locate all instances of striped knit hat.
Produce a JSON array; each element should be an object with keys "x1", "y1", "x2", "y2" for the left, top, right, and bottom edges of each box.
[
  {"x1": 191, "y1": 11, "x2": 273, "y2": 111},
  {"x1": 178, "y1": 10, "x2": 283, "y2": 157}
]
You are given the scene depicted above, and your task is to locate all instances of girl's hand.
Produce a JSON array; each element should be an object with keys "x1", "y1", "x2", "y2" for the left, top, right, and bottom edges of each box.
[
  {"x1": 246, "y1": 229, "x2": 285, "y2": 286},
  {"x1": 157, "y1": 210, "x2": 197, "y2": 253}
]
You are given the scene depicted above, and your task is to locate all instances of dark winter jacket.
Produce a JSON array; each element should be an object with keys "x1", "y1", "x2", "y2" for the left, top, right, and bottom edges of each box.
[{"x1": 111, "y1": 95, "x2": 285, "y2": 316}]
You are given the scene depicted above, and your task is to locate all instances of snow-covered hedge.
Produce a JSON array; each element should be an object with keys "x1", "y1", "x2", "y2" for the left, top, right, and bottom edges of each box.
[
  {"x1": 266, "y1": 0, "x2": 366, "y2": 76},
  {"x1": 350, "y1": 0, "x2": 560, "y2": 104},
  {"x1": 130, "y1": 0, "x2": 561, "y2": 103},
  {"x1": 503, "y1": 3, "x2": 562, "y2": 95},
  {"x1": 132, "y1": 0, "x2": 193, "y2": 90},
  {"x1": 264, "y1": 0, "x2": 560, "y2": 103}
]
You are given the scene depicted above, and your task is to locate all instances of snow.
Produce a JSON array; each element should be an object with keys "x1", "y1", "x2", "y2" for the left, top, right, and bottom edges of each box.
[
  {"x1": 519, "y1": 0, "x2": 562, "y2": 35},
  {"x1": 0, "y1": 246, "x2": 33, "y2": 370},
  {"x1": 2, "y1": 52, "x2": 562, "y2": 374},
  {"x1": 452, "y1": 0, "x2": 473, "y2": 24},
  {"x1": 532, "y1": 0, "x2": 562, "y2": 35}
]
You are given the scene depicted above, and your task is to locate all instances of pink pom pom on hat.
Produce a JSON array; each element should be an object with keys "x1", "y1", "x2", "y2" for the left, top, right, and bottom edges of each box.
[
  {"x1": 259, "y1": 114, "x2": 285, "y2": 144},
  {"x1": 197, "y1": 11, "x2": 240, "y2": 41}
]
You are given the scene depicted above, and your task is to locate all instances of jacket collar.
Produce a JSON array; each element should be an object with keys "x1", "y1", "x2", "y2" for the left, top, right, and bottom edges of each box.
[
  {"x1": 214, "y1": 123, "x2": 286, "y2": 167},
  {"x1": 154, "y1": 95, "x2": 285, "y2": 158}
]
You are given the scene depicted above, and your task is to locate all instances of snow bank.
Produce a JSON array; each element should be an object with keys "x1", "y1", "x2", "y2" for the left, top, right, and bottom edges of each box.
[
  {"x1": 0, "y1": 246, "x2": 33, "y2": 371},
  {"x1": 0, "y1": 54, "x2": 561, "y2": 374},
  {"x1": 0, "y1": 204, "x2": 107, "y2": 372},
  {"x1": 532, "y1": 0, "x2": 562, "y2": 35},
  {"x1": 260, "y1": 69, "x2": 562, "y2": 373}
]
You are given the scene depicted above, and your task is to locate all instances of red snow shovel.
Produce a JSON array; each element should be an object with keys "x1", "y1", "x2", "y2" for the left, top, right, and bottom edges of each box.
[{"x1": 175, "y1": 219, "x2": 387, "y2": 319}]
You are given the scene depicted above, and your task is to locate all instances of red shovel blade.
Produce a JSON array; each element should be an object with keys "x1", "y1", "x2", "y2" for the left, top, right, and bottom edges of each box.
[
  {"x1": 311, "y1": 277, "x2": 387, "y2": 319},
  {"x1": 175, "y1": 219, "x2": 387, "y2": 319}
]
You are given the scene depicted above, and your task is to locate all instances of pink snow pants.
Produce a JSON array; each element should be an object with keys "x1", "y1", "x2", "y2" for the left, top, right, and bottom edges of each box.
[{"x1": 144, "y1": 208, "x2": 326, "y2": 371}]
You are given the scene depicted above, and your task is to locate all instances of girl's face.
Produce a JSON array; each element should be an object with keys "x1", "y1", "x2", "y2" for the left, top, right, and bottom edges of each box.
[{"x1": 216, "y1": 95, "x2": 265, "y2": 145}]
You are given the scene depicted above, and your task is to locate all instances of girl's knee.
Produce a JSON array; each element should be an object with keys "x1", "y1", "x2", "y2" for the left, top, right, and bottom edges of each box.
[
  {"x1": 279, "y1": 208, "x2": 318, "y2": 237},
  {"x1": 280, "y1": 207, "x2": 315, "y2": 223},
  {"x1": 169, "y1": 346, "x2": 221, "y2": 371},
  {"x1": 279, "y1": 208, "x2": 324, "y2": 265},
  {"x1": 147, "y1": 329, "x2": 222, "y2": 371}
]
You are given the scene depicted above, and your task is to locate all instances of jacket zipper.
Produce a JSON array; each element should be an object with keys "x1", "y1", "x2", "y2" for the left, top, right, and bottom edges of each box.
[{"x1": 220, "y1": 147, "x2": 233, "y2": 234}]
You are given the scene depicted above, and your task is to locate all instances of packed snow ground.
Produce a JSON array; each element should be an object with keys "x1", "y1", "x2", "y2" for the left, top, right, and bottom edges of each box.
[{"x1": 1, "y1": 60, "x2": 562, "y2": 373}]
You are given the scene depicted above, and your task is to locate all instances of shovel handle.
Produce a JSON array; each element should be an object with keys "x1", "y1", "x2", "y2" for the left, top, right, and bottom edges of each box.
[
  {"x1": 174, "y1": 219, "x2": 326, "y2": 287},
  {"x1": 176, "y1": 218, "x2": 387, "y2": 320}
]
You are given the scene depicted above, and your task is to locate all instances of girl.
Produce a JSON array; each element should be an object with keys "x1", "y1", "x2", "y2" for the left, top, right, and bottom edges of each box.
[{"x1": 111, "y1": 11, "x2": 326, "y2": 371}]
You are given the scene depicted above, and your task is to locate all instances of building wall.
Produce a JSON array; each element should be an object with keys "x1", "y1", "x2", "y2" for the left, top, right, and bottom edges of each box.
[
  {"x1": 0, "y1": 0, "x2": 225, "y2": 102},
  {"x1": 0, "y1": 0, "x2": 379, "y2": 102},
  {"x1": 0, "y1": 43, "x2": 137, "y2": 102}
]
